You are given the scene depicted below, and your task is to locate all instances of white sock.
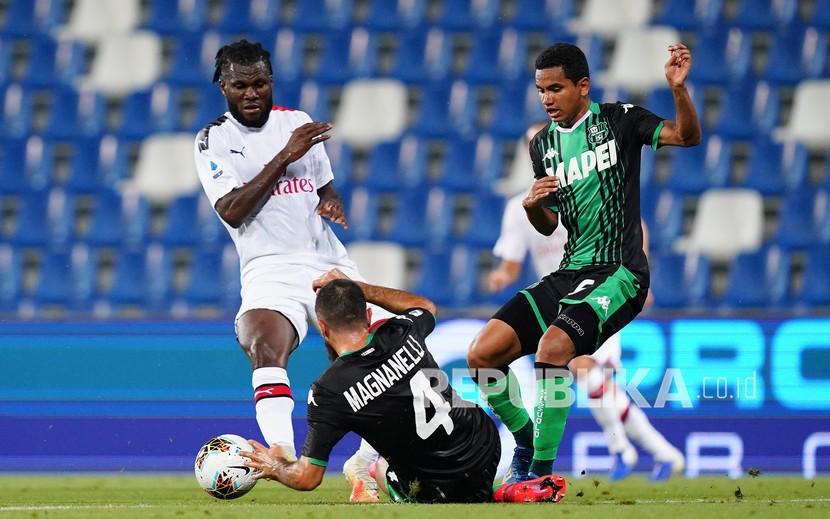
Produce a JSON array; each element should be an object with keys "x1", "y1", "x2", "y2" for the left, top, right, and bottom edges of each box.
[
  {"x1": 252, "y1": 367, "x2": 296, "y2": 458},
  {"x1": 580, "y1": 366, "x2": 633, "y2": 454},
  {"x1": 622, "y1": 404, "x2": 679, "y2": 462},
  {"x1": 354, "y1": 439, "x2": 379, "y2": 463}
]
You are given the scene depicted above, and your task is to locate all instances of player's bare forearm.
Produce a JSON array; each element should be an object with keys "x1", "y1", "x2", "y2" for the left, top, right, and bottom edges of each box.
[
  {"x1": 659, "y1": 86, "x2": 701, "y2": 147},
  {"x1": 524, "y1": 205, "x2": 558, "y2": 236},
  {"x1": 214, "y1": 152, "x2": 291, "y2": 228},
  {"x1": 242, "y1": 446, "x2": 324, "y2": 491},
  {"x1": 358, "y1": 281, "x2": 438, "y2": 317}
]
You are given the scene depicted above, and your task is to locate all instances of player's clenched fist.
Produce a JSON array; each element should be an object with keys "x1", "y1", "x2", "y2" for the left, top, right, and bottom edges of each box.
[
  {"x1": 282, "y1": 122, "x2": 332, "y2": 163},
  {"x1": 522, "y1": 176, "x2": 559, "y2": 209}
]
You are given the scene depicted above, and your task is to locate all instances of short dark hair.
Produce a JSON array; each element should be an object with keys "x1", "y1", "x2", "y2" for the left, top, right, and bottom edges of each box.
[
  {"x1": 315, "y1": 279, "x2": 368, "y2": 331},
  {"x1": 534, "y1": 43, "x2": 590, "y2": 83},
  {"x1": 213, "y1": 39, "x2": 273, "y2": 83}
]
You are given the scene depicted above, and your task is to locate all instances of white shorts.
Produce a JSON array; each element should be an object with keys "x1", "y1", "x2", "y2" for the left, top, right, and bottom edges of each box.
[
  {"x1": 235, "y1": 254, "x2": 392, "y2": 344},
  {"x1": 591, "y1": 331, "x2": 621, "y2": 371}
]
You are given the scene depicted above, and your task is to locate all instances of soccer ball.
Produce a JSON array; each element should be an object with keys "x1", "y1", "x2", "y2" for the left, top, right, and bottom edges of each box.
[{"x1": 194, "y1": 434, "x2": 258, "y2": 499}]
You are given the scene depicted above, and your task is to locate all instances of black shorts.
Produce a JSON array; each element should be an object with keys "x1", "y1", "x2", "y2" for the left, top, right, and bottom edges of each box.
[
  {"x1": 492, "y1": 264, "x2": 648, "y2": 357},
  {"x1": 385, "y1": 415, "x2": 501, "y2": 503}
]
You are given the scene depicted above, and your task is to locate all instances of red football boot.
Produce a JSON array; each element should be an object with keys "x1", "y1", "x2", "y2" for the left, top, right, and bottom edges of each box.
[{"x1": 493, "y1": 474, "x2": 567, "y2": 503}]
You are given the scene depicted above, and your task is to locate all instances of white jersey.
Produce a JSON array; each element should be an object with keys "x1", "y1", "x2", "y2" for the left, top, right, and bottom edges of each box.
[
  {"x1": 193, "y1": 107, "x2": 348, "y2": 273},
  {"x1": 492, "y1": 194, "x2": 568, "y2": 277}
]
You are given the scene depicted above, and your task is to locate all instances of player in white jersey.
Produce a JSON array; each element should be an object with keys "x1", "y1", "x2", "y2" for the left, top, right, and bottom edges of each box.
[
  {"x1": 192, "y1": 40, "x2": 380, "y2": 501},
  {"x1": 487, "y1": 125, "x2": 684, "y2": 481}
]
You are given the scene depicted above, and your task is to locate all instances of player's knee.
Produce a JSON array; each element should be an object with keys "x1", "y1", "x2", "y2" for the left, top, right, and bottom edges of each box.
[
  {"x1": 536, "y1": 328, "x2": 574, "y2": 366},
  {"x1": 242, "y1": 336, "x2": 289, "y2": 368}
]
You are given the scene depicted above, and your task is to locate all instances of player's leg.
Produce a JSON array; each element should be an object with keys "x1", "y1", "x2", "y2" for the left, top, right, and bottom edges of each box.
[
  {"x1": 622, "y1": 404, "x2": 685, "y2": 480},
  {"x1": 236, "y1": 308, "x2": 300, "y2": 459},
  {"x1": 570, "y1": 353, "x2": 638, "y2": 480}
]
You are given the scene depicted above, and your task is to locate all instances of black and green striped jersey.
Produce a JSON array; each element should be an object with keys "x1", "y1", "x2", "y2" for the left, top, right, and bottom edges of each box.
[{"x1": 529, "y1": 100, "x2": 663, "y2": 282}]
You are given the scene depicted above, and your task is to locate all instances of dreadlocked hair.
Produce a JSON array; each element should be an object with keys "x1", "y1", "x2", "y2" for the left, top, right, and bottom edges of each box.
[{"x1": 212, "y1": 39, "x2": 273, "y2": 83}]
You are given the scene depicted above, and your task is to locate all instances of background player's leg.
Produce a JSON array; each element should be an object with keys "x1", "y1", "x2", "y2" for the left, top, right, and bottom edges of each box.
[
  {"x1": 237, "y1": 309, "x2": 298, "y2": 458},
  {"x1": 622, "y1": 404, "x2": 685, "y2": 480},
  {"x1": 468, "y1": 319, "x2": 534, "y2": 480}
]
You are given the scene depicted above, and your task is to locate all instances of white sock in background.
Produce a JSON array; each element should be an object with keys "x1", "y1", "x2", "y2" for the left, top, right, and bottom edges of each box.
[
  {"x1": 252, "y1": 367, "x2": 296, "y2": 458},
  {"x1": 622, "y1": 404, "x2": 681, "y2": 462},
  {"x1": 355, "y1": 439, "x2": 379, "y2": 463},
  {"x1": 580, "y1": 366, "x2": 634, "y2": 455}
]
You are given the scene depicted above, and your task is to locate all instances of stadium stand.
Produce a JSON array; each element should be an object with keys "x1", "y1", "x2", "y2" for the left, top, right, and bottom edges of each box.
[{"x1": 1, "y1": 0, "x2": 829, "y2": 316}]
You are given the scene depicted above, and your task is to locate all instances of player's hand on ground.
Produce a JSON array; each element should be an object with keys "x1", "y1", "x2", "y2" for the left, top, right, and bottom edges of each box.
[
  {"x1": 664, "y1": 44, "x2": 691, "y2": 89},
  {"x1": 317, "y1": 197, "x2": 348, "y2": 228},
  {"x1": 522, "y1": 176, "x2": 559, "y2": 209},
  {"x1": 282, "y1": 122, "x2": 332, "y2": 163},
  {"x1": 312, "y1": 268, "x2": 350, "y2": 292},
  {"x1": 240, "y1": 439, "x2": 292, "y2": 480}
]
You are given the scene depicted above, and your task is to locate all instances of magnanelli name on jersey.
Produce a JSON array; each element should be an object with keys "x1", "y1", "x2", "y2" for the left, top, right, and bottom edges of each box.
[{"x1": 343, "y1": 333, "x2": 425, "y2": 412}]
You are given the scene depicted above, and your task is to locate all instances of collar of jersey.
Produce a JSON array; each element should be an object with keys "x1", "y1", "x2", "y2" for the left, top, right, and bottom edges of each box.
[
  {"x1": 550, "y1": 101, "x2": 599, "y2": 134},
  {"x1": 338, "y1": 332, "x2": 375, "y2": 357}
]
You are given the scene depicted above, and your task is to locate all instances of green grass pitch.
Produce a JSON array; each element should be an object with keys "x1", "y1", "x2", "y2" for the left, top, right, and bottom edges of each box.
[{"x1": 0, "y1": 474, "x2": 828, "y2": 518}]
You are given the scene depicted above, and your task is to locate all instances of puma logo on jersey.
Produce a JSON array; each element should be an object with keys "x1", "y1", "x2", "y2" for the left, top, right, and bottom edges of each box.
[
  {"x1": 230, "y1": 146, "x2": 246, "y2": 157},
  {"x1": 545, "y1": 139, "x2": 618, "y2": 187},
  {"x1": 591, "y1": 296, "x2": 612, "y2": 315}
]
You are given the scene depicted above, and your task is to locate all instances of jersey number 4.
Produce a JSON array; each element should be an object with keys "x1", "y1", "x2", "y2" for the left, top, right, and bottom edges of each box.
[{"x1": 410, "y1": 371, "x2": 454, "y2": 440}]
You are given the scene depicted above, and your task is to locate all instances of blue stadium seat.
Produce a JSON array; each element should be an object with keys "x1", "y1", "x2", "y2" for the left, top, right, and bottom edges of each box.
[
  {"x1": 798, "y1": 244, "x2": 830, "y2": 306},
  {"x1": 268, "y1": 29, "x2": 305, "y2": 84},
  {"x1": 42, "y1": 88, "x2": 106, "y2": 140},
  {"x1": 104, "y1": 245, "x2": 173, "y2": 313},
  {"x1": 47, "y1": 190, "x2": 77, "y2": 251},
  {"x1": 0, "y1": 0, "x2": 64, "y2": 36},
  {"x1": 79, "y1": 190, "x2": 151, "y2": 250},
  {"x1": 773, "y1": 189, "x2": 828, "y2": 249},
  {"x1": 761, "y1": 24, "x2": 828, "y2": 85},
  {"x1": 0, "y1": 138, "x2": 51, "y2": 194},
  {"x1": 739, "y1": 138, "x2": 808, "y2": 195},
  {"x1": 19, "y1": 36, "x2": 85, "y2": 88},
  {"x1": 213, "y1": 0, "x2": 282, "y2": 32},
  {"x1": 547, "y1": 32, "x2": 604, "y2": 78},
  {"x1": 325, "y1": 140, "x2": 353, "y2": 184},
  {"x1": 590, "y1": 86, "x2": 631, "y2": 105},
  {"x1": 389, "y1": 28, "x2": 452, "y2": 84},
  {"x1": 144, "y1": 0, "x2": 208, "y2": 35},
  {"x1": 413, "y1": 246, "x2": 479, "y2": 307},
  {"x1": 7, "y1": 193, "x2": 51, "y2": 247},
  {"x1": 435, "y1": 135, "x2": 503, "y2": 193},
  {"x1": 178, "y1": 250, "x2": 224, "y2": 306},
  {"x1": 712, "y1": 80, "x2": 780, "y2": 139},
  {"x1": 0, "y1": 245, "x2": 23, "y2": 312},
  {"x1": 191, "y1": 85, "x2": 228, "y2": 132},
  {"x1": 116, "y1": 84, "x2": 182, "y2": 139},
  {"x1": 313, "y1": 28, "x2": 379, "y2": 84},
  {"x1": 730, "y1": 0, "x2": 796, "y2": 31},
  {"x1": 164, "y1": 34, "x2": 216, "y2": 85},
  {"x1": 485, "y1": 256, "x2": 539, "y2": 305},
  {"x1": 60, "y1": 139, "x2": 104, "y2": 194},
  {"x1": 461, "y1": 193, "x2": 505, "y2": 248},
  {"x1": 688, "y1": 27, "x2": 752, "y2": 85},
  {"x1": 0, "y1": 84, "x2": 34, "y2": 139},
  {"x1": 644, "y1": 85, "x2": 705, "y2": 122},
  {"x1": 652, "y1": 0, "x2": 724, "y2": 31},
  {"x1": 485, "y1": 82, "x2": 538, "y2": 139},
  {"x1": 339, "y1": 187, "x2": 380, "y2": 242},
  {"x1": 196, "y1": 195, "x2": 230, "y2": 250},
  {"x1": 664, "y1": 136, "x2": 732, "y2": 194},
  {"x1": 641, "y1": 189, "x2": 683, "y2": 253},
  {"x1": 650, "y1": 253, "x2": 711, "y2": 309},
  {"x1": 289, "y1": 0, "x2": 354, "y2": 32},
  {"x1": 159, "y1": 195, "x2": 200, "y2": 246},
  {"x1": 381, "y1": 189, "x2": 430, "y2": 247},
  {"x1": 0, "y1": 39, "x2": 10, "y2": 84},
  {"x1": 434, "y1": 0, "x2": 498, "y2": 31},
  {"x1": 462, "y1": 29, "x2": 527, "y2": 84},
  {"x1": 809, "y1": 0, "x2": 830, "y2": 30},
  {"x1": 364, "y1": 0, "x2": 426, "y2": 30},
  {"x1": 220, "y1": 244, "x2": 242, "y2": 313},
  {"x1": 508, "y1": 0, "x2": 574, "y2": 31},
  {"x1": 30, "y1": 247, "x2": 97, "y2": 311},
  {"x1": 296, "y1": 81, "x2": 331, "y2": 123},
  {"x1": 411, "y1": 82, "x2": 476, "y2": 138},
  {"x1": 721, "y1": 246, "x2": 790, "y2": 308},
  {"x1": 362, "y1": 135, "x2": 428, "y2": 192}
]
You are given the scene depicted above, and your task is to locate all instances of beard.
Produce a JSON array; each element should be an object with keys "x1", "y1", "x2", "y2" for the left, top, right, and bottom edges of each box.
[
  {"x1": 228, "y1": 93, "x2": 272, "y2": 128},
  {"x1": 324, "y1": 340, "x2": 338, "y2": 362}
]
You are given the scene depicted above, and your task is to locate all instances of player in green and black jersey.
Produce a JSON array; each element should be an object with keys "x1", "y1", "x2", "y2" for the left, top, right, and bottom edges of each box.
[{"x1": 467, "y1": 42, "x2": 701, "y2": 482}]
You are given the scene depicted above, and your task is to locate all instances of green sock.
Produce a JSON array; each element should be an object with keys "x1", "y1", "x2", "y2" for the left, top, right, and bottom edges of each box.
[
  {"x1": 481, "y1": 368, "x2": 532, "y2": 448},
  {"x1": 531, "y1": 362, "x2": 572, "y2": 475}
]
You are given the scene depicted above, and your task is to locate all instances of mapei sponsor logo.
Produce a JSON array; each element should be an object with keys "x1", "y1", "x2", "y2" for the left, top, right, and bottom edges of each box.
[{"x1": 545, "y1": 139, "x2": 618, "y2": 187}]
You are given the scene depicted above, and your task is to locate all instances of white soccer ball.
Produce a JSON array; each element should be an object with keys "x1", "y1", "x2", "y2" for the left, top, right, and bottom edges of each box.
[{"x1": 194, "y1": 434, "x2": 258, "y2": 499}]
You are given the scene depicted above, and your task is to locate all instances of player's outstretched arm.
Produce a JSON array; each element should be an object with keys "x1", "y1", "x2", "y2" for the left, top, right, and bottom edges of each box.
[
  {"x1": 522, "y1": 176, "x2": 560, "y2": 236},
  {"x1": 241, "y1": 440, "x2": 325, "y2": 491},
  {"x1": 312, "y1": 268, "x2": 438, "y2": 316},
  {"x1": 214, "y1": 122, "x2": 333, "y2": 228},
  {"x1": 657, "y1": 44, "x2": 702, "y2": 148}
]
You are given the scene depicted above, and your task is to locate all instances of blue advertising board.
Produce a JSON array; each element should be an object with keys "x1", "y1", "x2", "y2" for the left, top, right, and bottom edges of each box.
[{"x1": 1, "y1": 317, "x2": 828, "y2": 477}]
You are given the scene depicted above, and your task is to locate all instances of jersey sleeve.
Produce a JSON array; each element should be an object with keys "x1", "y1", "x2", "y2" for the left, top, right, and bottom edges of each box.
[
  {"x1": 614, "y1": 103, "x2": 665, "y2": 151},
  {"x1": 493, "y1": 196, "x2": 529, "y2": 262},
  {"x1": 193, "y1": 130, "x2": 244, "y2": 207},
  {"x1": 394, "y1": 307, "x2": 436, "y2": 337},
  {"x1": 300, "y1": 385, "x2": 348, "y2": 467}
]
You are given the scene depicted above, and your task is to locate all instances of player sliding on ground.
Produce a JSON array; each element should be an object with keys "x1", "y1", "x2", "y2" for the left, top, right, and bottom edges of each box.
[
  {"x1": 241, "y1": 269, "x2": 566, "y2": 503},
  {"x1": 467, "y1": 42, "x2": 701, "y2": 483}
]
